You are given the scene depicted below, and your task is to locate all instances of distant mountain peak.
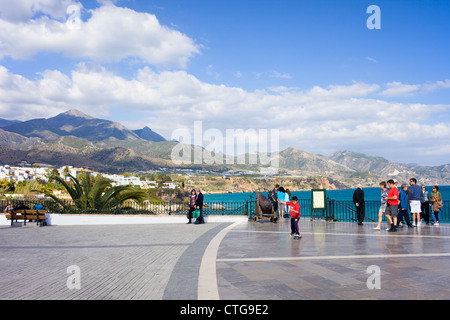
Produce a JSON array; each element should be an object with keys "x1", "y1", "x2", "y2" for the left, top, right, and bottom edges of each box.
[
  {"x1": 133, "y1": 126, "x2": 166, "y2": 142},
  {"x1": 62, "y1": 109, "x2": 94, "y2": 119}
]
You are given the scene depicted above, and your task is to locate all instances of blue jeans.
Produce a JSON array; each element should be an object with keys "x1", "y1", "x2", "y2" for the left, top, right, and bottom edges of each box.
[
  {"x1": 397, "y1": 208, "x2": 412, "y2": 226},
  {"x1": 433, "y1": 210, "x2": 440, "y2": 223},
  {"x1": 291, "y1": 217, "x2": 299, "y2": 235}
]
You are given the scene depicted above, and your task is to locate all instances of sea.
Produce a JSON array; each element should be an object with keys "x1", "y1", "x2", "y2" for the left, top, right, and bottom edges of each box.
[{"x1": 204, "y1": 185, "x2": 450, "y2": 203}]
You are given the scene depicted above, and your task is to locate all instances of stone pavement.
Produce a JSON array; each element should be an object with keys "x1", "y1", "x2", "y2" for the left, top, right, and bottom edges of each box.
[
  {"x1": 217, "y1": 219, "x2": 450, "y2": 300},
  {"x1": 0, "y1": 223, "x2": 230, "y2": 300},
  {"x1": 0, "y1": 219, "x2": 449, "y2": 300}
]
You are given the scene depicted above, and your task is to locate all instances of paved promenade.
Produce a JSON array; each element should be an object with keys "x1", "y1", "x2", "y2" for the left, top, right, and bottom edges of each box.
[
  {"x1": 0, "y1": 219, "x2": 449, "y2": 300},
  {"x1": 217, "y1": 220, "x2": 450, "y2": 300}
]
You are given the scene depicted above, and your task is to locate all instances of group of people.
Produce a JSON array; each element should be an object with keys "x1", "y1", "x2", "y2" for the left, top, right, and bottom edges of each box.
[
  {"x1": 353, "y1": 178, "x2": 444, "y2": 232},
  {"x1": 268, "y1": 185, "x2": 294, "y2": 218},
  {"x1": 187, "y1": 179, "x2": 443, "y2": 234},
  {"x1": 187, "y1": 188, "x2": 205, "y2": 224},
  {"x1": 269, "y1": 184, "x2": 302, "y2": 239}
]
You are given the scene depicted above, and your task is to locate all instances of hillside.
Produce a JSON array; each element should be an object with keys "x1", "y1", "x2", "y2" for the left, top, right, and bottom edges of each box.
[
  {"x1": 329, "y1": 150, "x2": 450, "y2": 186},
  {"x1": 0, "y1": 110, "x2": 449, "y2": 186},
  {"x1": 279, "y1": 147, "x2": 354, "y2": 175},
  {"x1": 184, "y1": 175, "x2": 349, "y2": 194},
  {"x1": 2, "y1": 109, "x2": 145, "y2": 142},
  {"x1": 329, "y1": 150, "x2": 394, "y2": 173},
  {"x1": 133, "y1": 126, "x2": 166, "y2": 142}
]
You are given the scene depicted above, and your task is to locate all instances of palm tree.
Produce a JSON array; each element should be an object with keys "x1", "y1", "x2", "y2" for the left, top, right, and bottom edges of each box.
[{"x1": 47, "y1": 173, "x2": 147, "y2": 212}]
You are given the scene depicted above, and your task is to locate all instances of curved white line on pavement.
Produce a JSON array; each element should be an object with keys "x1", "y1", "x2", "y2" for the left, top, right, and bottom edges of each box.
[
  {"x1": 197, "y1": 221, "x2": 242, "y2": 300},
  {"x1": 217, "y1": 252, "x2": 450, "y2": 263}
]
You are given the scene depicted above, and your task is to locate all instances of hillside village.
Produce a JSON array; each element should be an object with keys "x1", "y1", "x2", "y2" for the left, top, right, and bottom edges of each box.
[
  {"x1": 0, "y1": 164, "x2": 179, "y2": 190},
  {"x1": 0, "y1": 161, "x2": 351, "y2": 201}
]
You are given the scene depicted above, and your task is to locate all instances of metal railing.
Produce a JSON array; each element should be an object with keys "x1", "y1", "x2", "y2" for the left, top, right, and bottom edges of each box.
[
  {"x1": 1, "y1": 198, "x2": 448, "y2": 223},
  {"x1": 0, "y1": 199, "x2": 253, "y2": 216},
  {"x1": 306, "y1": 199, "x2": 450, "y2": 223}
]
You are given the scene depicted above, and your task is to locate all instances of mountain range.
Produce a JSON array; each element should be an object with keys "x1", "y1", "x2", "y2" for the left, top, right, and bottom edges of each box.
[
  {"x1": 0, "y1": 109, "x2": 449, "y2": 186},
  {"x1": 1, "y1": 109, "x2": 165, "y2": 143}
]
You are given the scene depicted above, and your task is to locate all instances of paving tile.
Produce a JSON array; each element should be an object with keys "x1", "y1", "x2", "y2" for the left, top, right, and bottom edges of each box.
[
  {"x1": 1, "y1": 218, "x2": 449, "y2": 300},
  {"x1": 217, "y1": 219, "x2": 450, "y2": 300},
  {"x1": 0, "y1": 223, "x2": 225, "y2": 300}
]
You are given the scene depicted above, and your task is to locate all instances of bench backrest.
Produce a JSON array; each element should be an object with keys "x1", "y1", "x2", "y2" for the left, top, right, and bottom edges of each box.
[{"x1": 12, "y1": 210, "x2": 46, "y2": 214}]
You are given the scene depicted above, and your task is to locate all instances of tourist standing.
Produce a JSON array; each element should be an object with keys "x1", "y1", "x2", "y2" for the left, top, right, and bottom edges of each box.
[
  {"x1": 385, "y1": 179, "x2": 399, "y2": 232},
  {"x1": 353, "y1": 184, "x2": 365, "y2": 225},
  {"x1": 430, "y1": 186, "x2": 443, "y2": 226},
  {"x1": 374, "y1": 181, "x2": 389, "y2": 231},
  {"x1": 194, "y1": 188, "x2": 205, "y2": 224},
  {"x1": 409, "y1": 178, "x2": 422, "y2": 227},
  {"x1": 285, "y1": 189, "x2": 291, "y2": 217},
  {"x1": 277, "y1": 187, "x2": 286, "y2": 219},
  {"x1": 397, "y1": 184, "x2": 413, "y2": 228},
  {"x1": 187, "y1": 189, "x2": 197, "y2": 224},
  {"x1": 268, "y1": 184, "x2": 279, "y2": 214},
  {"x1": 421, "y1": 185, "x2": 430, "y2": 224}
]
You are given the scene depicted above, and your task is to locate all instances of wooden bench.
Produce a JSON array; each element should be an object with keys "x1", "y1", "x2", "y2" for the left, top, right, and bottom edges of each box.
[{"x1": 4, "y1": 210, "x2": 47, "y2": 227}]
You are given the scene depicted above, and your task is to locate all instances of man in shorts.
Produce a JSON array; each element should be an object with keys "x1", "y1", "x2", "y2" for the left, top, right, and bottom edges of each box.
[
  {"x1": 385, "y1": 179, "x2": 399, "y2": 232},
  {"x1": 409, "y1": 178, "x2": 422, "y2": 227}
]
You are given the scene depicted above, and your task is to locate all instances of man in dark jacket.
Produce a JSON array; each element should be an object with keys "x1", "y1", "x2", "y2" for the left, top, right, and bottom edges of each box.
[
  {"x1": 353, "y1": 184, "x2": 365, "y2": 225},
  {"x1": 268, "y1": 184, "x2": 279, "y2": 213},
  {"x1": 194, "y1": 188, "x2": 205, "y2": 224}
]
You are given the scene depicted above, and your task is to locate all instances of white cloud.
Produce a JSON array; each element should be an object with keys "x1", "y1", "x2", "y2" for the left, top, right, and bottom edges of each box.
[
  {"x1": 206, "y1": 65, "x2": 220, "y2": 79},
  {"x1": 255, "y1": 70, "x2": 292, "y2": 80},
  {"x1": 380, "y1": 81, "x2": 420, "y2": 97},
  {"x1": 1, "y1": 64, "x2": 450, "y2": 166},
  {"x1": 1, "y1": 2, "x2": 449, "y2": 166},
  {"x1": 379, "y1": 80, "x2": 450, "y2": 97},
  {"x1": 0, "y1": 3, "x2": 200, "y2": 68},
  {"x1": 0, "y1": 0, "x2": 81, "y2": 21},
  {"x1": 308, "y1": 82, "x2": 380, "y2": 98},
  {"x1": 422, "y1": 79, "x2": 450, "y2": 93},
  {"x1": 0, "y1": 65, "x2": 69, "y2": 119}
]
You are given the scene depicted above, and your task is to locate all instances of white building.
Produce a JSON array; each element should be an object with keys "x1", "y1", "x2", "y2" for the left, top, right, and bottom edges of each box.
[
  {"x1": 162, "y1": 182, "x2": 178, "y2": 189},
  {"x1": 103, "y1": 174, "x2": 160, "y2": 189},
  {"x1": 58, "y1": 166, "x2": 98, "y2": 181},
  {"x1": 0, "y1": 165, "x2": 48, "y2": 182}
]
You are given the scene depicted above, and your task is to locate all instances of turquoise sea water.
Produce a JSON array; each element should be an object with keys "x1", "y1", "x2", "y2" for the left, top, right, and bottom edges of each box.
[{"x1": 204, "y1": 185, "x2": 450, "y2": 203}]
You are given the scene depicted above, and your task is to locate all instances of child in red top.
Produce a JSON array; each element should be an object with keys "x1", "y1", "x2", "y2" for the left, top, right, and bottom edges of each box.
[{"x1": 279, "y1": 196, "x2": 302, "y2": 239}]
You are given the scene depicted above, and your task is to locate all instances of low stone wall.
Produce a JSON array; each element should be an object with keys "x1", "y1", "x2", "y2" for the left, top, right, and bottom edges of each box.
[{"x1": 0, "y1": 213, "x2": 248, "y2": 226}]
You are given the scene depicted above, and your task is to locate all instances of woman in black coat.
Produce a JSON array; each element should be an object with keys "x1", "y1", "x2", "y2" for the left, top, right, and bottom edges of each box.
[
  {"x1": 194, "y1": 188, "x2": 205, "y2": 224},
  {"x1": 187, "y1": 189, "x2": 196, "y2": 224}
]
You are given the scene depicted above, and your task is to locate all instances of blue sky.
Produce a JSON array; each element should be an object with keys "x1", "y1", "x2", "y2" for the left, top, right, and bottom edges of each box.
[{"x1": 0, "y1": 0, "x2": 449, "y2": 166}]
